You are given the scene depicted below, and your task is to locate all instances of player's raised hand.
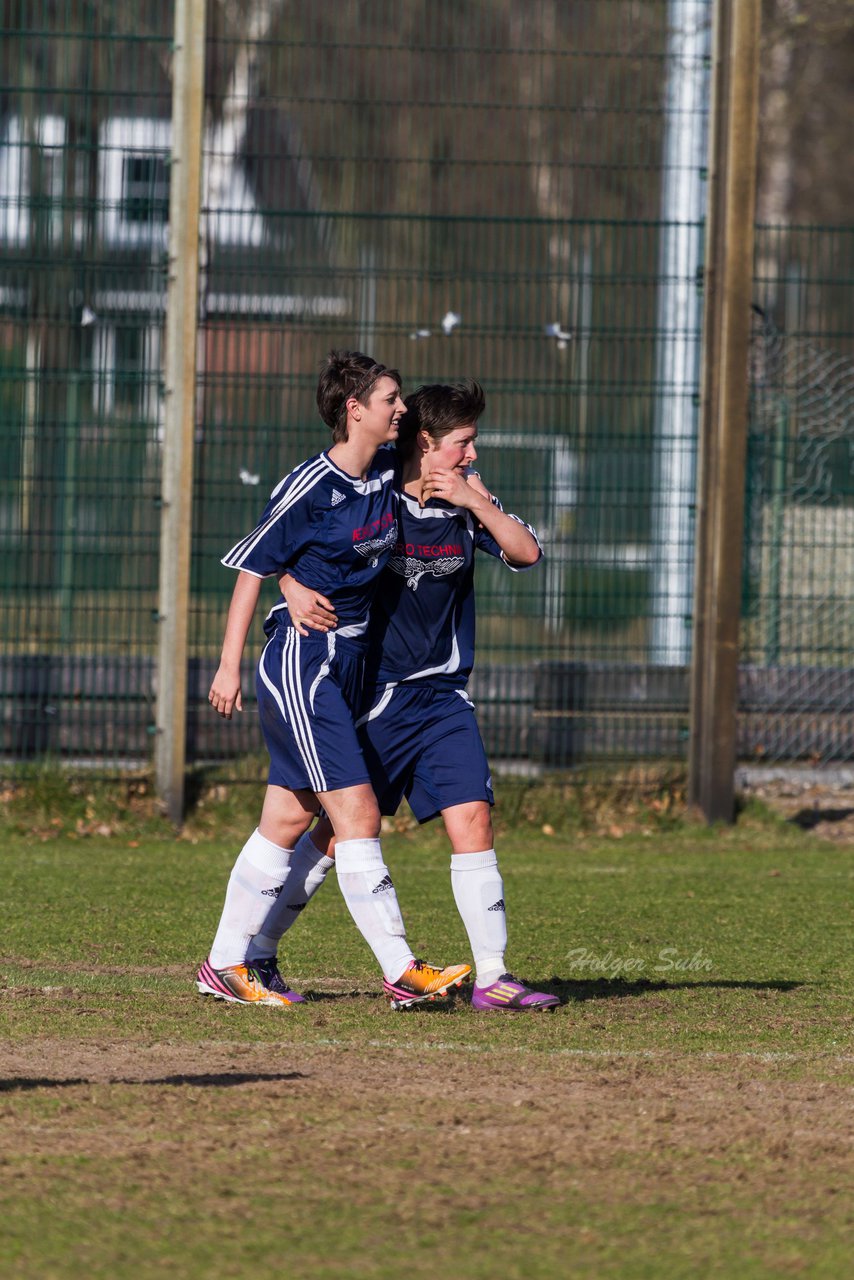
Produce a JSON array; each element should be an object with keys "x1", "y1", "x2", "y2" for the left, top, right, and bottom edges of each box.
[
  {"x1": 208, "y1": 665, "x2": 243, "y2": 719},
  {"x1": 279, "y1": 572, "x2": 337, "y2": 636},
  {"x1": 422, "y1": 466, "x2": 487, "y2": 510}
]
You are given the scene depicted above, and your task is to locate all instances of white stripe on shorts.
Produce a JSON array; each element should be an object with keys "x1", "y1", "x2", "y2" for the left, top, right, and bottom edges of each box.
[
  {"x1": 308, "y1": 633, "x2": 335, "y2": 713},
  {"x1": 355, "y1": 682, "x2": 396, "y2": 728},
  {"x1": 282, "y1": 629, "x2": 327, "y2": 792},
  {"x1": 257, "y1": 632, "x2": 326, "y2": 793}
]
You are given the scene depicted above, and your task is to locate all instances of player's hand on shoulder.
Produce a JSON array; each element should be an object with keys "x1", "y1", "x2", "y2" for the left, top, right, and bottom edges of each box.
[
  {"x1": 423, "y1": 467, "x2": 484, "y2": 509},
  {"x1": 279, "y1": 572, "x2": 337, "y2": 637}
]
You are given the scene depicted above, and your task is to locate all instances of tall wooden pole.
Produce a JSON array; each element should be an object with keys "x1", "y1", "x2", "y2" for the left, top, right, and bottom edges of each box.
[
  {"x1": 155, "y1": 0, "x2": 206, "y2": 824},
  {"x1": 689, "y1": 0, "x2": 762, "y2": 821}
]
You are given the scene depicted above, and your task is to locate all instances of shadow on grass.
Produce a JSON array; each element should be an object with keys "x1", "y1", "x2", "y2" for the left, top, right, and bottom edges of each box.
[
  {"x1": 301, "y1": 988, "x2": 466, "y2": 1013},
  {"x1": 534, "y1": 977, "x2": 804, "y2": 1004},
  {"x1": 0, "y1": 1070, "x2": 307, "y2": 1092},
  {"x1": 789, "y1": 807, "x2": 854, "y2": 830},
  {"x1": 258, "y1": 980, "x2": 803, "y2": 1009}
]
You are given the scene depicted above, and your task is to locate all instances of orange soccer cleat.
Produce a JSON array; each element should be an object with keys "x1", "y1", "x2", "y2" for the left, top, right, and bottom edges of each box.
[{"x1": 382, "y1": 959, "x2": 472, "y2": 1010}]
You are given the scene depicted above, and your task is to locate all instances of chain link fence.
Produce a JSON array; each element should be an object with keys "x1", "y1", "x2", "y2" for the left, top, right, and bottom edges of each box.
[{"x1": 1, "y1": 2, "x2": 852, "y2": 782}]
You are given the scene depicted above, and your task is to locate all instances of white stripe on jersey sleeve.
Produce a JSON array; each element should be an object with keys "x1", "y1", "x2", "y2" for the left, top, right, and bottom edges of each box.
[
  {"x1": 222, "y1": 456, "x2": 330, "y2": 572},
  {"x1": 499, "y1": 512, "x2": 543, "y2": 572}
]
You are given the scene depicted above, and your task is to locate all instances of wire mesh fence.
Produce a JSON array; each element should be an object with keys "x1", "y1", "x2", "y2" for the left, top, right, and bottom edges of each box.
[
  {"x1": 743, "y1": 225, "x2": 854, "y2": 765},
  {"x1": 0, "y1": 2, "x2": 851, "y2": 782},
  {"x1": 0, "y1": 1, "x2": 173, "y2": 764}
]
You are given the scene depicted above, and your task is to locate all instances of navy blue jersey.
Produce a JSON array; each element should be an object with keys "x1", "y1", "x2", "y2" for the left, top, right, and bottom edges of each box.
[
  {"x1": 365, "y1": 488, "x2": 541, "y2": 689},
  {"x1": 222, "y1": 448, "x2": 399, "y2": 640}
]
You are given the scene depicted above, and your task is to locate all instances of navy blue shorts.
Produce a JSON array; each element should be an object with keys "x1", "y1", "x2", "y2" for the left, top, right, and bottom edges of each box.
[
  {"x1": 257, "y1": 628, "x2": 371, "y2": 794},
  {"x1": 357, "y1": 683, "x2": 494, "y2": 823}
]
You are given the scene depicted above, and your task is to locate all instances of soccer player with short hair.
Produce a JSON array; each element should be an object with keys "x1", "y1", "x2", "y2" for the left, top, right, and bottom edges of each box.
[
  {"x1": 197, "y1": 352, "x2": 471, "y2": 1009},
  {"x1": 257, "y1": 379, "x2": 560, "y2": 1011}
]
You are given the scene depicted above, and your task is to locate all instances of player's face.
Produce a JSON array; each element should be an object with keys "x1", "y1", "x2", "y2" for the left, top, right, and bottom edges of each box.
[
  {"x1": 353, "y1": 376, "x2": 406, "y2": 446},
  {"x1": 426, "y1": 423, "x2": 478, "y2": 472}
]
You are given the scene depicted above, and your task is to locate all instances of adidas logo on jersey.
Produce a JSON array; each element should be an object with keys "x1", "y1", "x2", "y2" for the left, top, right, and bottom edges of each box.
[
  {"x1": 487, "y1": 898, "x2": 506, "y2": 912},
  {"x1": 331, "y1": 488, "x2": 346, "y2": 506},
  {"x1": 372, "y1": 874, "x2": 395, "y2": 894}
]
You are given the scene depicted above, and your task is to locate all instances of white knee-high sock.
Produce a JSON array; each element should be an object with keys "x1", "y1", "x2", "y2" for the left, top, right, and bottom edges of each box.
[
  {"x1": 208, "y1": 829, "x2": 293, "y2": 969},
  {"x1": 246, "y1": 830, "x2": 335, "y2": 962},
  {"x1": 335, "y1": 838, "x2": 414, "y2": 983},
  {"x1": 450, "y1": 850, "x2": 507, "y2": 986}
]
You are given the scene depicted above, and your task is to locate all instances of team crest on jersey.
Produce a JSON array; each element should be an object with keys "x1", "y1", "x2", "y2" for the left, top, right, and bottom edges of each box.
[
  {"x1": 388, "y1": 553, "x2": 466, "y2": 591},
  {"x1": 353, "y1": 521, "x2": 398, "y2": 567}
]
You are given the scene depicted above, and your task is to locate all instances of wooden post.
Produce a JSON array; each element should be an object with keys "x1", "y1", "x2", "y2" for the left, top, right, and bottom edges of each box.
[
  {"x1": 689, "y1": 0, "x2": 762, "y2": 821},
  {"x1": 155, "y1": 0, "x2": 206, "y2": 825}
]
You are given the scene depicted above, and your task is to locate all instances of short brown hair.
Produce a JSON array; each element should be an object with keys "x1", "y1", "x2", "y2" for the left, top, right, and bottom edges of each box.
[
  {"x1": 397, "y1": 379, "x2": 485, "y2": 461},
  {"x1": 316, "y1": 349, "x2": 401, "y2": 443}
]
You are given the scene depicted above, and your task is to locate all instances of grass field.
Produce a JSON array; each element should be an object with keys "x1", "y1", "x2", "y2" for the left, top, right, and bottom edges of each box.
[{"x1": 1, "y1": 778, "x2": 852, "y2": 1279}]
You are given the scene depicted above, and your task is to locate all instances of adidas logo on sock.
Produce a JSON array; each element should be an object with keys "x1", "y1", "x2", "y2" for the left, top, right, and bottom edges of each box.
[
  {"x1": 331, "y1": 488, "x2": 346, "y2": 506},
  {"x1": 372, "y1": 874, "x2": 394, "y2": 894},
  {"x1": 287, "y1": 901, "x2": 307, "y2": 913},
  {"x1": 261, "y1": 885, "x2": 284, "y2": 898},
  {"x1": 487, "y1": 898, "x2": 506, "y2": 912}
]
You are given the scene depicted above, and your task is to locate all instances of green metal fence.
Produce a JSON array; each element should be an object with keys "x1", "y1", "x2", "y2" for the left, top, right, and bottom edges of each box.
[
  {"x1": 1, "y1": 1, "x2": 852, "y2": 781},
  {"x1": 742, "y1": 225, "x2": 854, "y2": 765},
  {"x1": 0, "y1": 1, "x2": 172, "y2": 763}
]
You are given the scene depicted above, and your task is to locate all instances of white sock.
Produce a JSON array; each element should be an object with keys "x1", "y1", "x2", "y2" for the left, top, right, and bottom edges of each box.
[
  {"x1": 246, "y1": 830, "x2": 335, "y2": 962},
  {"x1": 450, "y1": 850, "x2": 507, "y2": 987},
  {"x1": 335, "y1": 838, "x2": 414, "y2": 983},
  {"x1": 208, "y1": 829, "x2": 293, "y2": 968}
]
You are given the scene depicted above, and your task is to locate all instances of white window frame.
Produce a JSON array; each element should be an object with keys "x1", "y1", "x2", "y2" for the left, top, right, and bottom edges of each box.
[{"x1": 97, "y1": 117, "x2": 172, "y2": 247}]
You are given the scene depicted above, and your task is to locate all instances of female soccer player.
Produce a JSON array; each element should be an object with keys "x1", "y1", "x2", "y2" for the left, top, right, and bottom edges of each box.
[
  {"x1": 253, "y1": 379, "x2": 560, "y2": 1011},
  {"x1": 197, "y1": 352, "x2": 471, "y2": 1009}
]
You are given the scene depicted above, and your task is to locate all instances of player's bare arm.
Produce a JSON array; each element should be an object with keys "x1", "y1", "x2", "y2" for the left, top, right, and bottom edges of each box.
[
  {"x1": 208, "y1": 570, "x2": 262, "y2": 718},
  {"x1": 279, "y1": 573, "x2": 338, "y2": 637},
  {"x1": 422, "y1": 467, "x2": 541, "y2": 568},
  {"x1": 463, "y1": 470, "x2": 492, "y2": 501}
]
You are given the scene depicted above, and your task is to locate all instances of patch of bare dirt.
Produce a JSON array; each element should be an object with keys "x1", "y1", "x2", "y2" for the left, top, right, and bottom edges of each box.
[
  {"x1": 1, "y1": 1039, "x2": 851, "y2": 1177},
  {"x1": 1, "y1": 1039, "x2": 851, "y2": 1279}
]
